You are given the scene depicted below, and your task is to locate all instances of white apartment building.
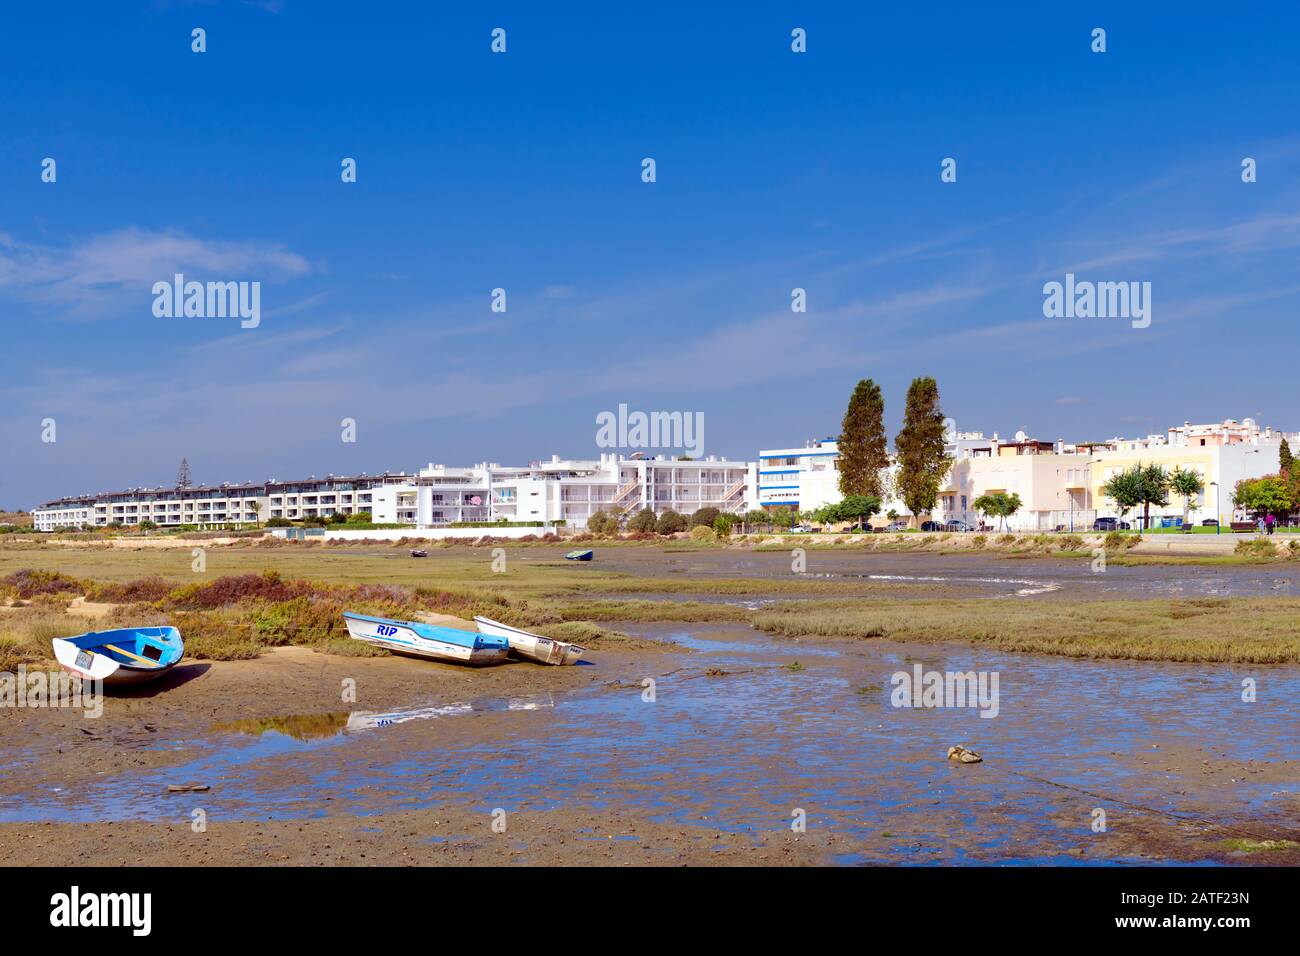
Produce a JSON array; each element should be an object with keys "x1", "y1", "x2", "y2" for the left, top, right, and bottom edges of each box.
[
  {"x1": 754, "y1": 419, "x2": 1292, "y2": 532},
  {"x1": 932, "y1": 422, "x2": 1291, "y2": 531},
  {"x1": 755, "y1": 439, "x2": 843, "y2": 513},
  {"x1": 32, "y1": 500, "x2": 95, "y2": 531},
  {"x1": 367, "y1": 453, "x2": 756, "y2": 528},
  {"x1": 33, "y1": 456, "x2": 756, "y2": 532},
  {"x1": 33, "y1": 474, "x2": 413, "y2": 531}
]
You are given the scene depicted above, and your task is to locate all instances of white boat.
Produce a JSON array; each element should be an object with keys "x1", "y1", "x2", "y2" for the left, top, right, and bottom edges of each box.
[
  {"x1": 473, "y1": 615, "x2": 585, "y2": 666},
  {"x1": 342, "y1": 612, "x2": 509, "y2": 666},
  {"x1": 52, "y1": 626, "x2": 185, "y2": 687}
]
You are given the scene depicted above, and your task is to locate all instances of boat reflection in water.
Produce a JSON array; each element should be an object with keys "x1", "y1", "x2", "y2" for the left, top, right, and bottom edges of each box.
[{"x1": 345, "y1": 695, "x2": 556, "y2": 732}]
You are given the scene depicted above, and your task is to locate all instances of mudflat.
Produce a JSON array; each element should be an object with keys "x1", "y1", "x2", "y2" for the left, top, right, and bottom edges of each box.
[{"x1": 2, "y1": 542, "x2": 1299, "y2": 866}]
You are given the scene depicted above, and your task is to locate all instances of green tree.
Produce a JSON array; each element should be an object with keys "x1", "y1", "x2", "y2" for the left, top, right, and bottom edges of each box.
[
  {"x1": 1101, "y1": 464, "x2": 1168, "y2": 529},
  {"x1": 1100, "y1": 466, "x2": 1143, "y2": 529},
  {"x1": 628, "y1": 508, "x2": 658, "y2": 533},
  {"x1": 771, "y1": 508, "x2": 795, "y2": 530},
  {"x1": 893, "y1": 377, "x2": 951, "y2": 521},
  {"x1": 1135, "y1": 463, "x2": 1171, "y2": 530},
  {"x1": 972, "y1": 492, "x2": 1022, "y2": 531},
  {"x1": 1233, "y1": 476, "x2": 1293, "y2": 518},
  {"x1": 655, "y1": 510, "x2": 688, "y2": 534},
  {"x1": 743, "y1": 509, "x2": 770, "y2": 532},
  {"x1": 712, "y1": 513, "x2": 736, "y2": 536},
  {"x1": 838, "y1": 379, "x2": 888, "y2": 498},
  {"x1": 1280, "y1": 437, "x2": 1294, "y2": 476},
  {"x1": 138, "y1": 519, "x2": 157, "y2": 531},
  {"x1": 691, "y1": 506, "x2": 721, "y2": 528},
  {"x1": 1168, "y1": 467, "x2": 1206, "y2": 528},
  {"x1": 826, "y1": 494, "x2": 882, "y2": 527}
]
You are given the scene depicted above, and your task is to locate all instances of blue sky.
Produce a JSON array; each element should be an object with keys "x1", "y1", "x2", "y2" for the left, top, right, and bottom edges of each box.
[{"x1": 4, "y1": 1, "x2": 1300, "y2": 507}]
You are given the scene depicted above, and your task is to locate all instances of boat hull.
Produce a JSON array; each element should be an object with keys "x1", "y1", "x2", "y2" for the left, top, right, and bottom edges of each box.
[
  {"x1": 564, "y1": 550, "x2": 594, "y2": 561},
  {"x1": 473, "y1": 615, "x2": 585, "y2": 665},
  {"x1": 342, "y1": 612, "x2": 508, "y2": 666},
  {"x1": 52, "y1": 626, "x2": 184, "y2": 687}
]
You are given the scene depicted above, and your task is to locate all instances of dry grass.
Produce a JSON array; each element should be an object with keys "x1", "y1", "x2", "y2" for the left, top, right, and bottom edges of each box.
[
  {"x1": 753, "y1": 597, "x2": 1300, "y2": 663},
  {"x1": 0, "y1": 605, "x2": 88, "y2": 669}
]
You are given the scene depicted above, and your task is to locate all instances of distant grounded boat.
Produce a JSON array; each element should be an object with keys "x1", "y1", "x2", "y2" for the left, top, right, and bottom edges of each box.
[
  {"x1": 409, "y1": 549, "x2": 428, "y2": 558},
  {"x1": 474, "y1": 615, "x2": 586, "y2": 666},
  {"x1": 564, "y1": 549, "x2": 594, "y2": 561},
  {"x1": 342, "y1": 612, "x2": 509, "y2": 666},
  {"x1": 52, "y1": 626, "x2": 185, "y2": 686}
]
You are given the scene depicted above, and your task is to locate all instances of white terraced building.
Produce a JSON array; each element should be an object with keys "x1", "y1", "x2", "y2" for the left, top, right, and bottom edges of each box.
[
  {"x1": 33, "y1": 455, "x2": 758, "y2": 531},
  {"x1": 32, "y1": 473, "x2": 414, "y2": 531},
  {"x1": 368, "y1": 453, "x2": 757, "y2": 528}
]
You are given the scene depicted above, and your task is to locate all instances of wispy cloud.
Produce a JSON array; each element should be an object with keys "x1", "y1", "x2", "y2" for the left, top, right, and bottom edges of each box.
[{"x1": 0, "y1": 227, "x2": 311, "y2": 320}]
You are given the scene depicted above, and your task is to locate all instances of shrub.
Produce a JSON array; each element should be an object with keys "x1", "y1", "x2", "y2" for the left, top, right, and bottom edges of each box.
[
  {"x1": 655, "y1": 510, "x2": 688, "y2": 535},
  {"x1": 970, "y1": 534, "x2": 987, "y2": 549},
  {"x1": 627, "y1": 508, "x2": 658, "y2": 533},
  {"x1": 586, "y1": 510, "x2": 618, "y2": 535},
  {"x1": 85, "y1": 576, "x2": 174, "y2": 604},
  {"x1": 691, "y1": 507, "x2": 721, "y2": 529},
  {"x1": 690, "y1": 525, "x2": 717, "y2": 542},
  {"x1": 1235, "y1": 538, "x2": 1278, "y2": 560},
  {"x1": 0, "y1": 569, "x2": 84, "y2": 600}
]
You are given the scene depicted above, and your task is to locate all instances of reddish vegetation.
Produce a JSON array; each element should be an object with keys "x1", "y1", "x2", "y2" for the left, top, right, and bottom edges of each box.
[{"x1": 0, "y1": 569, "x2": 83, "y2": 599}]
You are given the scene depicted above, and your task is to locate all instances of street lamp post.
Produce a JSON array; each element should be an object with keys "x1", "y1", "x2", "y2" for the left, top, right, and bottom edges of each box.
[{"x1": 1210, "y1": 481, "x2": 1219, "y2": 535}]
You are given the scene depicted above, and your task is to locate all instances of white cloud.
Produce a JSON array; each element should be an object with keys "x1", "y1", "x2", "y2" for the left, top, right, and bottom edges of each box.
[{"x1": 0, "y1": 227, "x2": 311, "y2": 320}]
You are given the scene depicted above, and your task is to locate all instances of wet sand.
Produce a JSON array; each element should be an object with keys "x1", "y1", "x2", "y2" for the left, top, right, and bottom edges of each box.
[{"x1": 3, "y1": 623, "x2": 1298, "y2": 866}]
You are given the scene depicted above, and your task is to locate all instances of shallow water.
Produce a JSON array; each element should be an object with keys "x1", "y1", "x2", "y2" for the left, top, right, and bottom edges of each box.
[
  {"x1": 7, "y1": 622, "x2": 1297, "y2": 865},
  {"x1": 593, "y1": 550, "x2": 1300, "y2": 601}
]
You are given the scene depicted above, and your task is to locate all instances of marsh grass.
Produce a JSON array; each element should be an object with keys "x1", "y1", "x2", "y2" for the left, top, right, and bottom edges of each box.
[
  {"x1": 6, "y1": 545, "x2": 1300, "y2": 665},
  {"x1": 752, "y1": 597, "x2": 1300, "y2": 663},
  {"x1": 1217, "y1": 838, "x2": 1300, "y2": 853},
  {"x1": 1234, "y1": 539, "x2": 1280, "y2": 561},
  {"x1": 0, "y1": 605, "x2": 88, "y2": 669}
]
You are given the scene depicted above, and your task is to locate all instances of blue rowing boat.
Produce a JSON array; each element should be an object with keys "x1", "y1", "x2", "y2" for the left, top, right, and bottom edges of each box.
[
  {"x1": 342, "y1": 612, "x2": 509, "y2": 666},
  {"x1": 564, "y1": 549, "x2": 594, "y2": 561},
  {"x1": 52, "y1": 626, "x2": 185, "y2": 686}
]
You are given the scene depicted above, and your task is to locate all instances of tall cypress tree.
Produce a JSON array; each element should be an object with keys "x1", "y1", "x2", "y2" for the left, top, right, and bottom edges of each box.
[
  {"x1": 1280, "y1": 437, "x2": 1294, "y2": 476},
  {"x1": 894, "y1": 377, "x2": 950, "y2": 520},
  {"x1": 838, "y1": 379, "x2": 888, "y2": 498}
]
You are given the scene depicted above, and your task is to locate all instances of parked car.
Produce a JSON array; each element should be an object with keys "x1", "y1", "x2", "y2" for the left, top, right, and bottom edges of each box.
[
  {"x1": 886, "y1": 520, "x2": 908, "y2": 532},
  {"x1": 790, "y1": 524, "x2": 811, "y2": 533},
  {"x1": 943, "y1": 520, "x2": 973, "y2": 532},
  {"x1": 1092, "y1": 517, "x2": 1132, "y2": 531},
  {"x1": 920, "y1": 520, "x2": 943, "y2": 532}
]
